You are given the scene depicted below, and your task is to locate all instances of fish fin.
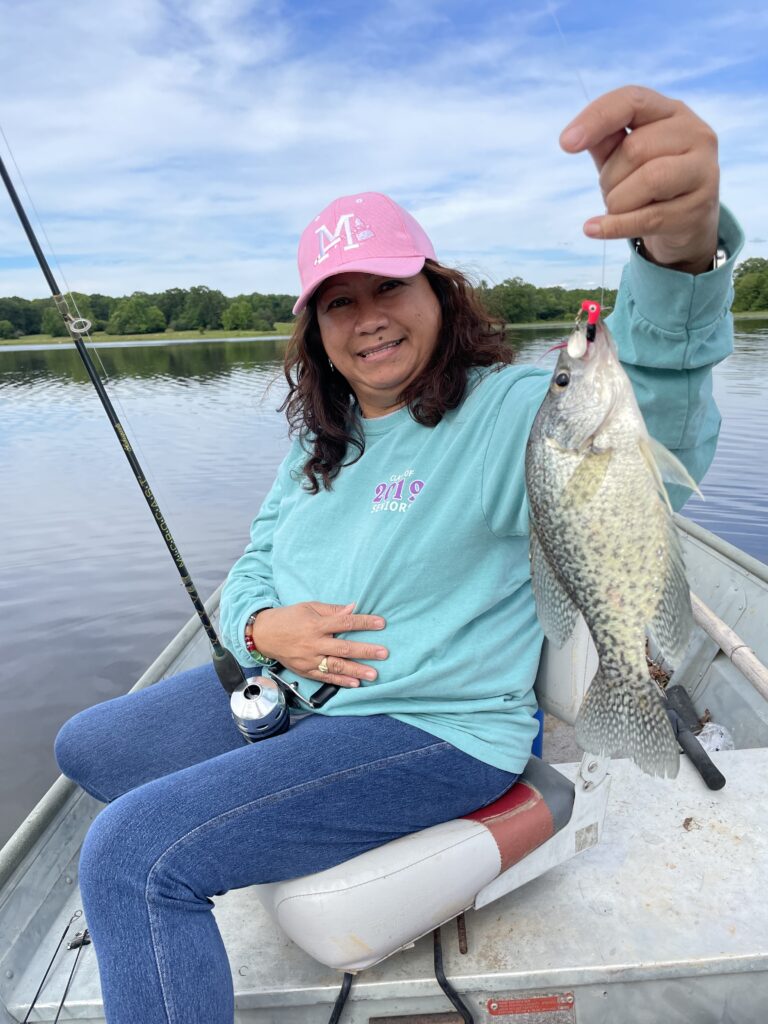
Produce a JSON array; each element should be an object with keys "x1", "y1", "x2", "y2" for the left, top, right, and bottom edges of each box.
[
  {"x1": 575, "y1": 664, "x2": 680, "y2": 778},
  {"x1": 529, "y1": 527, "x2": 580, "y2": 647},
  {"x1": 647, "y1": 521, "x2": 694, "y2": 668},
  {"x1": 562, "y1": 448, "x2": 613, "y2": 507},
  {"x1": 640, "y1": 436, "x2": 703, "y2": 501}
]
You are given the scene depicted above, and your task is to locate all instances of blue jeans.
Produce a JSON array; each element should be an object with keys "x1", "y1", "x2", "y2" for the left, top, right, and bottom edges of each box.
[{"x1": 54, "y1": 662, "x2": 518, "y2": 1024}]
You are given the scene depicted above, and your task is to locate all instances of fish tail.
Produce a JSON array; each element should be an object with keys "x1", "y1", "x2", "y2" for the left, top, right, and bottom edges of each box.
[{"x1": 575, "y1": 665, "x2": 679, "y2": 778}]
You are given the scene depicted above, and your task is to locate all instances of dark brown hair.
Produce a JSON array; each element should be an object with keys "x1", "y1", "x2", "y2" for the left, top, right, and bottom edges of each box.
[{"x1": 280, "y1": 259, "x2": 513, "y2": 493}]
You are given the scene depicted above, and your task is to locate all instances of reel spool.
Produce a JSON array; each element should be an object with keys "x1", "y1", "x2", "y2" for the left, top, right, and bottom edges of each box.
[{"x1": 230, "y1": 674, "x2": 290, "y2": 742}]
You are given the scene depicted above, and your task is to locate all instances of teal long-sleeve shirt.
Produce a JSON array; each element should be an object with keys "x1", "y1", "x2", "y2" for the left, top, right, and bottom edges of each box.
[{"x1": 221, "y1": 207, "x2": 744, "y2": 774}]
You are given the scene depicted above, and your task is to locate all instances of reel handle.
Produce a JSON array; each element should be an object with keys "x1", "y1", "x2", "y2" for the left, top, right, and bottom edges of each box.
[{"x1": 310, "y1": 683, "x2": 339, "y2": 708}]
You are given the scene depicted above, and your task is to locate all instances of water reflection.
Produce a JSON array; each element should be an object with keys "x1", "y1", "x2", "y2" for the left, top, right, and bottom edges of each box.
[
  {"x1": 674, "y1": 322, "x2": 768, "y2": 554},
  {"x1": 0, "y1": 339, "x2": 293, "y2": 847},
  {"x1": 0, "y1": 336, "x2": 290, "y2": 388},
  {"x1": 0, "y1": 324, "x2": 766, "y2": 847}
]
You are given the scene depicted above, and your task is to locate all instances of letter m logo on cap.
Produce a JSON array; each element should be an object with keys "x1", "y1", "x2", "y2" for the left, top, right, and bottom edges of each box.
[{"x1": 314, "y1": 213, "x2": 375, "y2": 266}]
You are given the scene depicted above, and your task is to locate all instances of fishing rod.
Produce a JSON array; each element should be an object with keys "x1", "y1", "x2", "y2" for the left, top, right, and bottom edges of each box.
[{"x1": 0, "y1": 152, "x2": 334, "y2": 741}]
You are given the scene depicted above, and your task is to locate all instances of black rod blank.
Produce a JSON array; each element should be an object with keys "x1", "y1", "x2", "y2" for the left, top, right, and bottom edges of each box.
[{"x1": 0, "y1": 153, "x2": 245, "y2": 695}]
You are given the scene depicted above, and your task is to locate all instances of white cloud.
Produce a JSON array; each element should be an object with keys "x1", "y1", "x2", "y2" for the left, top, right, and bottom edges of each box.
[{"x1": 0, "y1": 0, "x2": 765, "y2": 299}]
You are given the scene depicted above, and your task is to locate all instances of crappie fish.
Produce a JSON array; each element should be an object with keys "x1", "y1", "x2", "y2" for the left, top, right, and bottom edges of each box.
[{"x1": 525, "y1": 315, "x2": 699, "y2": 778}]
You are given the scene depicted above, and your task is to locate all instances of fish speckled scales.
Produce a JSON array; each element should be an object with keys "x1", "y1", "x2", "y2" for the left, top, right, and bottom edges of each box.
[
  {"x1": 525, "y1": 319, "x2": 694, "y2": 778},
  {"x1": 528, "y1": 525, "x2": 580, "y2": 647}
]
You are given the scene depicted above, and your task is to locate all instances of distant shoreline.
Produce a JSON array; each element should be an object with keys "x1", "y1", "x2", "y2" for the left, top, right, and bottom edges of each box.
[
  {"x1": 0, "y1": 328, "x2": 293, "y2": 349},
  {"x1": 2, "y1": 311, "x2": 766, "y2": 348}
]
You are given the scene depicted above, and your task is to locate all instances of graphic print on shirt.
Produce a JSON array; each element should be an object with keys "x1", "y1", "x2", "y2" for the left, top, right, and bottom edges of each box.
[{"x1": 371, "y1": 467, "x2": 425, "y2": 514}]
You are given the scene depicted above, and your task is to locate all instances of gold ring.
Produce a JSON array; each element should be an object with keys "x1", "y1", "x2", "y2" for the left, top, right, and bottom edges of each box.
[{"x1": 318, "y1": 657, "x2": 329, "y2": 674}]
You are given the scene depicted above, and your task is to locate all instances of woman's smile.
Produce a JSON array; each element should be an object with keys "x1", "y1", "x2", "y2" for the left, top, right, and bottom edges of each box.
[
  {"x1": 357, "y1": 337, "x2": 404, "y2": 360},
  {"x1": 316, "y1": 271, "x2": 441, "y2": 417}
]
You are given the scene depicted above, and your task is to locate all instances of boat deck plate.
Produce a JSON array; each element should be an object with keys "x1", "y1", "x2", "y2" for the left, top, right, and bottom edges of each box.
[{"x1": 4, "y1": 748, "x2": 767, "y2": 1022}]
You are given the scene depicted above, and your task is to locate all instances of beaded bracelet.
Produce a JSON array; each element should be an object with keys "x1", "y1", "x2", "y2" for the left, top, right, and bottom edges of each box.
[{"x1": 244, "y1": 611, "x2": 277, "y2": 667}]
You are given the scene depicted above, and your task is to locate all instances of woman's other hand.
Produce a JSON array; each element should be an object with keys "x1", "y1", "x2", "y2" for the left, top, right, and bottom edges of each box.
[
  {"x1": 250, "y1": 602, "x2": 388, "y2": 687},
  {"x1": 560, "y1": 84, "x2": 720, "y2": 274}
]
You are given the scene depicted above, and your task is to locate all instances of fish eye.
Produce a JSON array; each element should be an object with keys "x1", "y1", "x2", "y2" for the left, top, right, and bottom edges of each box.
[{"x1": 555, "y1": 371, "x2": 570, "y2": 387}]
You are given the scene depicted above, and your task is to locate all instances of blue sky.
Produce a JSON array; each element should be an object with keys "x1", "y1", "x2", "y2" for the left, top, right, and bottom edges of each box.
[{"x1": 0, "y1": 0, "x2": 766, "y2": 300}]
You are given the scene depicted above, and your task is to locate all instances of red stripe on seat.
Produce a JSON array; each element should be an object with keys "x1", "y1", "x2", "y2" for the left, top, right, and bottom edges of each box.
[{"x1": 463, "y1": 782, "x2": 554, "y2": 872}]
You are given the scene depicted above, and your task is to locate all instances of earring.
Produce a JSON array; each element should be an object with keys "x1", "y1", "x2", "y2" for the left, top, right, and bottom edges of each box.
[{"x1": 328, "y1": 358, "x2": 335, "y2": 371}]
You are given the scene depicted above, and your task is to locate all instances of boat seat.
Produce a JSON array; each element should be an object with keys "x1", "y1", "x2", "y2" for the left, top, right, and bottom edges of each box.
[
  {"x1": 256, "y1": 757, "x2": 576, "y2": 971},
  {"x1": 255, "y1": 618, "x2": 611, "y2": 972}
]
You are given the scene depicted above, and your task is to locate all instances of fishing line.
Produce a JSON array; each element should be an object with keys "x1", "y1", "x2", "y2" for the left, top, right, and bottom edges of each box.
[
  {"x1": 0, "y1": 126, "x2": 105, "y2": 371},
  {"x1": 0, "y1": 146, "x2": 247, "y2": 698},
  {"x1": 21, "y1": 910, "x2": 82, "y2": 1023},
  {"x1": 548, "y1": 4, "x2": 591, "y2": 105},
  {"x1": 0, "y1": 125, "x2": 176, "y2": 522},
  {"x1": 547, "y1": 2, "x2": 609, "y2": 309},
  {"x1": 1, "y1": 139, "x2": 338, "y2": 735},
  {"x1": 53, "y1": 928, "x2": 90, "y2": 1024},
  {"x1": 0, "y1": 125, "x2": 78, "y2": 312}
]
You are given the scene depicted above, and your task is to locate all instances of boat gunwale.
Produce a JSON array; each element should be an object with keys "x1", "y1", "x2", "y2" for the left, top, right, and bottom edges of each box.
[
  {"x1": 675, "y1": 512, "x2": 768, "y2": 585},
  {"x1": 0, "y1": 585, "x2": 223, "y2": 892}
]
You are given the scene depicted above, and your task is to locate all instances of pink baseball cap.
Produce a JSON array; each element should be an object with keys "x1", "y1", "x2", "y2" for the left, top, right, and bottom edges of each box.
[{"x1": 292, "y1": 192, "x2": 437, "y2": 314}]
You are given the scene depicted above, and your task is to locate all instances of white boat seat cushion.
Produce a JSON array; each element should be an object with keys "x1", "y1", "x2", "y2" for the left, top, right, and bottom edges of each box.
[{"x1": 255, "y1": 757, "x2": 575, "y2": 971}]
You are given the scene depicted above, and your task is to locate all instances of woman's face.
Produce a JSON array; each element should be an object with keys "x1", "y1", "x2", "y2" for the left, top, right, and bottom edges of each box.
[{"x1": 315, "y1": 271, "x2": 441, "y2": 418}]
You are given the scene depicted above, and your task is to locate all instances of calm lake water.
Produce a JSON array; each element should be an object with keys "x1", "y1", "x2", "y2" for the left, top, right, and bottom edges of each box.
[{"x1": 1, "y1": 324, "x2": 767, "y2": 847}]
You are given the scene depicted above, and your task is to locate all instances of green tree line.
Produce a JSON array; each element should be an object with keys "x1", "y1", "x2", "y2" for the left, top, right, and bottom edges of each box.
[
  {"x1": 476, "y1": 279, "x2": 619, "y2": 324},
  {"x1": 0, "y1": 286, "x2": 297, "y2": 339},
  {"x1": 0, "y1": 260, "x2": 765, "y2": 340},
  {"x1": 732, "y1": 258, "x2": 768, "y2": 312}
]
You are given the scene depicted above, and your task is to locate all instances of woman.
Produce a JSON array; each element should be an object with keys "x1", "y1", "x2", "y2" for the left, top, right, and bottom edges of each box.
[{"x1": 55, "y1": 85, "x2": 742, "y2": 1023}]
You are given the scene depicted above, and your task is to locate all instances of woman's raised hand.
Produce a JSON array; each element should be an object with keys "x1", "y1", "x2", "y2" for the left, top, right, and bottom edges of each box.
[
  {"x1": 250, "y1": 602, "x2": 388, "y2": 687},
  {"x1": 560, "y1": 85, "x2": 720, "y2": 275}
]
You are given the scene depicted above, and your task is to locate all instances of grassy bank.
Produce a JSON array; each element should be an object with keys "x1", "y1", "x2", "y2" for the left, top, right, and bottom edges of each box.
[{"x1": 0, "y1": 327, "x2": 294, "y2": 346}]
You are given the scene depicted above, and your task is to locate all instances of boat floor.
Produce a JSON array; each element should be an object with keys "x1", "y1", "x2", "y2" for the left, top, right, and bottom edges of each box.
[{"x1": 6, "y1": 748, "x2": 767, "y2": 1023}]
